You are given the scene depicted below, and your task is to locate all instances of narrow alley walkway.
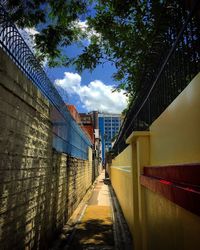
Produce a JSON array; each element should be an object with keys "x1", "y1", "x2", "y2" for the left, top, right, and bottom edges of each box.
[{"x1": 51, "y1": 171, "x2": 132, "y2": 250}]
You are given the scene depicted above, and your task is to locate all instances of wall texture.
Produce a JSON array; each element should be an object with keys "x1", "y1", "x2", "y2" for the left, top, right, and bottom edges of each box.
[
  {"x1": 67, "y1": 154, "x2": 92, "y2": 218},
  {"x1": 0, "y1": 49, "x2": 93, "y2": 249}
]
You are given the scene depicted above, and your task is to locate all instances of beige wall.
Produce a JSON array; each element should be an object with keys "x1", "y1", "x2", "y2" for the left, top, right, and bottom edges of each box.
[
  {"x1": 141, "y1": 74, "x2": 200, "y2": 250},
  {"x1": 110, "y1": 145, "x2": 134, "y2": 247},
  {"x1": 67, "y1": 155, "x2": 92, "y2": 218},
  {"x1": 110, "y1": 73, "x2": 200, "y2": 250},
  {"x1": 0, "y1": 49, "x2": 93, "y2": 250},
  {"x1": 111, "y1": 166, "x2": 134, "y2": 232},
  {"x1": 150, "y1": 73, "x2": 200, "y2": 165},
  {"x1": 144, "y1": 188, "x2": 200, "y2": 250},
  {"x1": 111, "y1": 144, "x2": 132, "y2": 167}
]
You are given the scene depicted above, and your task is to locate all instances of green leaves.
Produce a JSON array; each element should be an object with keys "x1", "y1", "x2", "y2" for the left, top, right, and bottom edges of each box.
[
  {"x1": 4, "y1": 0, "x2": 183, "y2": 110},
  {"x1": 74, "y1": 42, "x2": 102, "y2": 72},
  {"x1": 5, "y1": 0, "x2": 88, "y2": 65}
]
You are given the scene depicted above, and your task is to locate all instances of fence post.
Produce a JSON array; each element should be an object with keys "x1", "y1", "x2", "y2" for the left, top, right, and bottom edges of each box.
[{"x1": 126, "y1": 131, "x2": 150, "y2": 250}]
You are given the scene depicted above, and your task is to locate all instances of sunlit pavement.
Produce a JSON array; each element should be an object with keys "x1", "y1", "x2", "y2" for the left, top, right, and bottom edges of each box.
[
  {"x1": 66, "y1": 171, "x2": 114, "y2": 249},
  {"x1": 51, "y1": 171, "x2": 132, "y2": 250}
]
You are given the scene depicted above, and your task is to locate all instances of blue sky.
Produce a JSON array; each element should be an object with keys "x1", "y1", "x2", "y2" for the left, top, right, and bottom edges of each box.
[
  {"x1": 19, "y1": 23, "x2": 127, "y2": 114},
  {"x1": 47, "y1": 60, "x2": 118, "y2": 112},
  {"x1": 46, "y1": 43, "x2": 117, "y2": 86}
]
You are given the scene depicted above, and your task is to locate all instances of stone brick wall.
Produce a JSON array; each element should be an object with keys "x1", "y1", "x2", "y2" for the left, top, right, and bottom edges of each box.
[
  {"x1": 67, "y1": 157, "x2": 92, "y2": 218},
  {"x1": 0, "y1": 49, "x2": 93, "y2": 249}
]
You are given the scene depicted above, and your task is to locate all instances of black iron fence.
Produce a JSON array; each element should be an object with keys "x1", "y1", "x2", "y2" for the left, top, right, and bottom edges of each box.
[
  {"x1": 0, "y1": 4, "x2": 92, "y2": 159},
  {"x1": 113, "y1": 0, "x2": 200, "y2": 157}
]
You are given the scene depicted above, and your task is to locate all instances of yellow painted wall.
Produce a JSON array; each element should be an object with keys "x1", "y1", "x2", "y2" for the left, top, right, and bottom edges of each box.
[
  {"x1": 143, "y1": 73, "x2": 200, "y2": 249},
  {"x1": 144, "y1": 188, "x2": 200, "y2": 250},
  {"x1": 111, "y1": 166, "x2": 134, "y2": 233},
  {"x1": 150, "y1": 73, "x2": 200, "y2": 165},
  {"x1": 111, "y1": 143, "x2": 132, "y2": 167},
  {"x1": 110, "y1": 73, "x2": 200, "y2": 250},
  {"x1": 110, "y1": 145, "x2": 134, "y2": 240}
]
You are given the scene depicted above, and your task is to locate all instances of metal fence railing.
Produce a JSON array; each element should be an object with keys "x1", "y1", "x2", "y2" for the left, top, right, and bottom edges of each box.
[
  {"x1": 0, "y1": 5, "x2": 91, "y2": 160},
  {"x1": 113, "y1": 0, "x2": 200, "y2": 157}
]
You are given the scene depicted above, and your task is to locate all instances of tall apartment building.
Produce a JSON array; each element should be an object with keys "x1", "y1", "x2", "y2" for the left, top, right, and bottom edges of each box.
[{"x1": 98, "y1": 113, "x2": 121, "y2": 163}]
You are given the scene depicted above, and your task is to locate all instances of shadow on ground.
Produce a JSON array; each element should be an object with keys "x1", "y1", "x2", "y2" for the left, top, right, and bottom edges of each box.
[{"x1": 58, "y1": 218, "x2": 114, "y2": 250}]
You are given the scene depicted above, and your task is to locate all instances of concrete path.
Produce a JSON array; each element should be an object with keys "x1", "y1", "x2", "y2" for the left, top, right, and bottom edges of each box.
[
  {"x1": 68, "y1": 171, "x2": 115, "y2": 249},
  {"x1": 50, "y1": 171, "x2": 133, "y2": 250}
]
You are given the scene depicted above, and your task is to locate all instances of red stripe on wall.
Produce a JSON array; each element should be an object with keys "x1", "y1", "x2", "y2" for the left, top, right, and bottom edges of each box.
[
  {"x1": 143, "y1": 164, "x2": 200, "y2": 186},
  {"x1": 141, "y1": 164, "x2": 200, "y2": 216}
]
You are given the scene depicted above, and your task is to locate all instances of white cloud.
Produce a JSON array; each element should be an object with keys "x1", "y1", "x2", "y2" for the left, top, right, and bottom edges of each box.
[
  {"x1": 54, "y1": 72, "x2": 127, "y2": 113},
  {"x1": 24, "y1": 27, "x2": 39, "y2": 36},
  {"x1": 72, "y1": 19, "x2": 100, "y2": 45},
  {"x1": 18, "y1": 27, "x2": 39, "y2": 53},
  {"x1": 18, "y1": 27, "x2": 49, "y2": 68},
  {"x1": 55, "y1": 72, "x2": 81, "y2": 94},
  {"x1": 75, "y1": 20, "x2": 88, "y2": 31}
]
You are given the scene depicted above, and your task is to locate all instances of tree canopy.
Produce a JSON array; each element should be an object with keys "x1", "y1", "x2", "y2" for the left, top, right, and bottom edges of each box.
[{"x1": 2, "y1": 0, "x2": 185, "y2": 102}]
